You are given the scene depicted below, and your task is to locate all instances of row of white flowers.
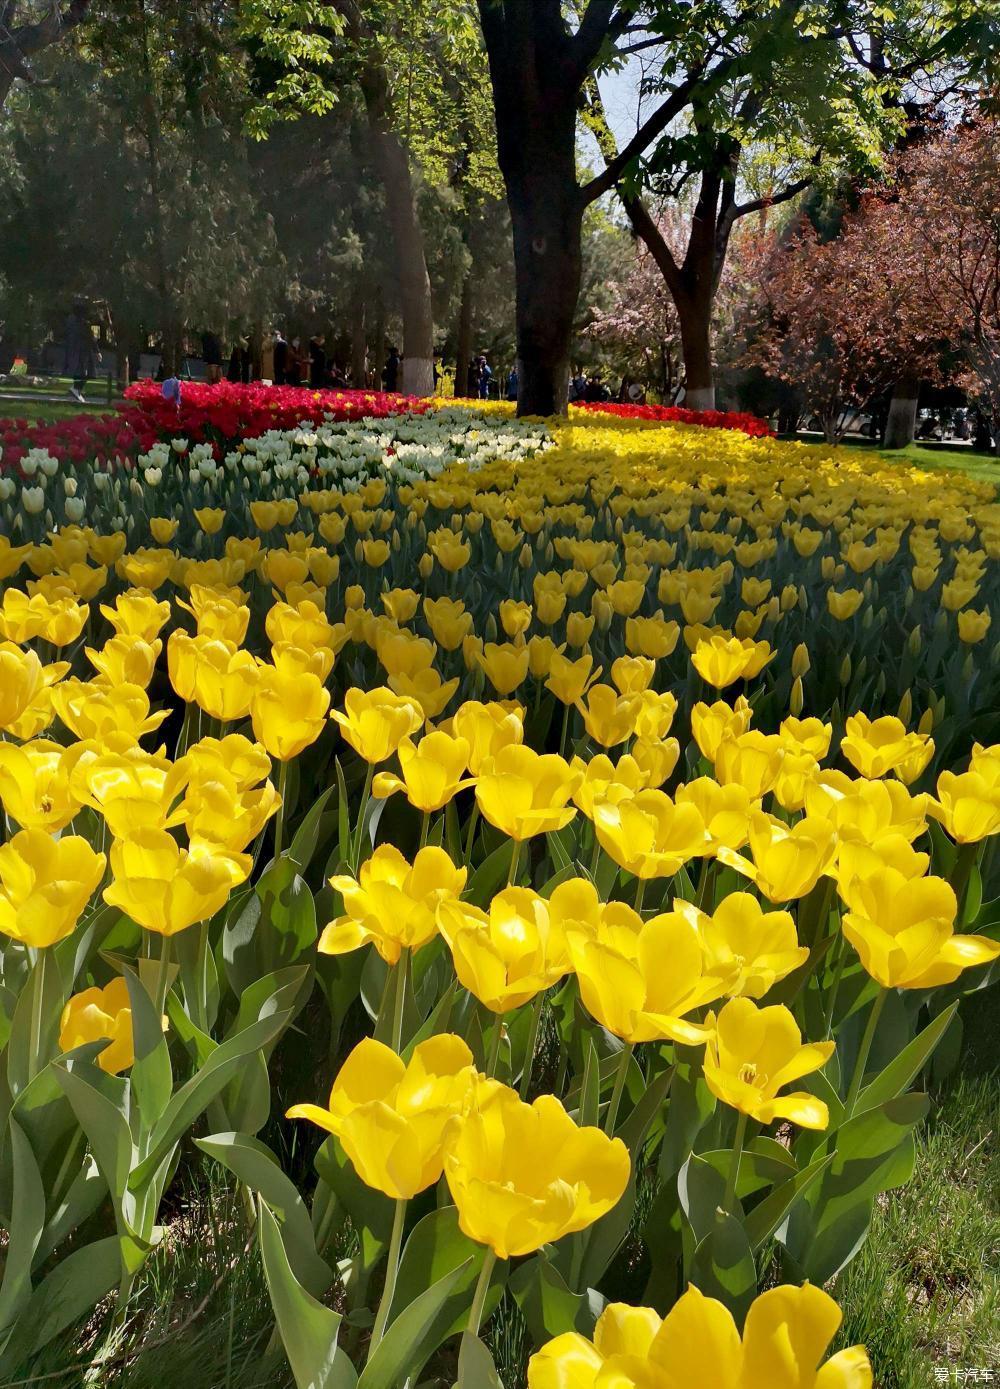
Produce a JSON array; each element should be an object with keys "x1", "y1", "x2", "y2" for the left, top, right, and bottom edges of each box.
[{"x1": 0, "y1": 409, "x2": 553, "y2": 534}]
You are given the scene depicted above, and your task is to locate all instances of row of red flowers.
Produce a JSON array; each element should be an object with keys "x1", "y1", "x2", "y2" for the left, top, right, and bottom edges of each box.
[
  {"x1": 577, "y1": 399, "x2": 775, "y2": 437},
  {"x1": 0, "y1": 381, "x2": 772, "y2": 470}
]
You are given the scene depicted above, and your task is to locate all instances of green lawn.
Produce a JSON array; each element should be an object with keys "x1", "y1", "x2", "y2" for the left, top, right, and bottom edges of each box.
[
  {"x1": 786, "y1": 433, "x2": 1000, "y2": 485},
  {"x1": 0, "y1": 395, "x2": 121, "y2": 423}
]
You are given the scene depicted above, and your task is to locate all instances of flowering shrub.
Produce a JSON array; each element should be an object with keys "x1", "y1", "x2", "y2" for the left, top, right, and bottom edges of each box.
[{"x1": 0, "y1": 409, "x2": 995, "y2": 1385}]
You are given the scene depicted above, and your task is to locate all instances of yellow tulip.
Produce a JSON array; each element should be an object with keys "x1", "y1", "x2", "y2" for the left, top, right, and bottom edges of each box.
[
  {"x1": 593, "y1": 789, "x2": 708, "y2": 879},
  {"x1": 568, "y1": 906, "x2": 732, "y2": 1044},
  {"x1": 0, "y1": 738, "x2": 82, "y2": 831},
  {"x1": 841, "y1": 713, "x2": 934, "y2": 783},
  {"x1": 448, "y1": 700, "x2": 524, "y2": 775},
  {"x1": 827, "y1": 589, "x2": 864, "y2": 620},
  {"x1": 0, "y1": 642, "x2": 45, "y2": 731},
  {"x1": 287, "y1": 1035, "x2": 477, "y2": 1199},
  {"x1": 0, "y1": 829, "x2": 105, "y2": 947},
  {"x1": 930, "y1": 769, "x2": 1000, "y2": 842},
  {"x1": 60, "y1": 976, "x2": 135, "y2": 1074},
  {"x1": 527, "y1": 1283, "x2": 871, "y2": 1389},
  {"x1": 373, "y1": 732, "x2": 473, "y2": 813},
  {"x1": 577, "y1": 684, "x2": 638, "y2": 748},
  {"x1": 675, "y1": 893, "x2": 808, "y2": 998},
  {"x1": 704, "y1": 997, "x2": 834, "y2": 1129},
  {"x1": 478, "y1": 641, "x2": 530, "y2": 696},
  {"x1": 692, "y1": 635, "x2": 775, "y2": 688},
  {"x1": 609, "y1": 655, "x2": 655, "y2": 695},
  {"x1": 194, "y1": 507, "x2": 225, "y2": 535},
  {"x1": 437, "y1": 887, "x2": 570, "y2": 1011},
  {"x1": 100, "y1": 589, "x2": 171, "y2": 641},
  {"x1": 957, "y1": 608, "x2": 991, "y2": 643},
  {"x1": 423, "y1": 596, "x2": 473, "y2": 650},
  {"x1": 475, "y1": 745, "x2": 580, "y2": 841},
  {"x1": 103, "y1": 830, "x2": 250, "y2": 936},
  {"x1": 250, "y1": 664, "x2": 330, "y2": 762},
  {"x1": 545, "y1": 651, "x2": 600, "y2": 705},
  {"x1": 321, "y1": 844, "x2": 466, "y2": 963},
  {"x1": 723, "y1": 811, "x2": 837, "y2": 902},
  {"x1": 499, "y1": 599, "x2": 532, "y2": 638},
  {"x1": 714, "y1": 731, "x2": 785, "y2": 799},
  {"x1": 51, "y1": 679, "x2": 169, "y2": 742},
  {"x1": 675, "y1": 776, "x2": 756, "y2": 852},
  {"x1": 805, "y1": 770, "x2": 928, "y2": 845},
  {"x1": 779, "y1": 715, "x2": 832, "y2": 761},
  {"x1": 690, "y1": 696, "x2": 752, "y2": 761},
  {"x1": 86, "y1": 635, "x2": 162, "y2": 688},
  {"x1": 839, "y1": 866, "x2": 1000, "y2": 988},
  {"x1": 570, "y1": 752, "x2": 644, "y2": 818},
  {"x1": 330, "y1": 687, "x2": 423, "y2": 765},
  {"x1": 443, "y1": 1083, "x2": 630, "y2": 1259},
  {"x1": 624, "y1": 613, "x2": 679, "y2": 659}
]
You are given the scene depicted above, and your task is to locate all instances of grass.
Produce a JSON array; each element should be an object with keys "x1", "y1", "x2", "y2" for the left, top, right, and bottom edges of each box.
[
  {"x1": 833, "y1": 988, "x2": 1000, "y2": 1389},
  {"x1": 787, "y1": 432, "x2": 1000, "y2": 485},
  {"x1": 0, "y1": 397, "x2": 119, "y2": 423}
]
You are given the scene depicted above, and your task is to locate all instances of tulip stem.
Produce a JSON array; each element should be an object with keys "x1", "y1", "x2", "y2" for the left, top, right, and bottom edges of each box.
[
  {"x1": 605, "y1": 1042, "x2": 632, "y2": 1135},
  {"x1": 507, "y1": 839, "x2": 522, "y2": 886},
  {"x1": 273, "y1": 760, "x2": 290, "y2": 861},
  {"x1": 634, "y1": 878, "x2": 646, "y2": 914},
  {"x1": 391, "y1": 949, "x2": 409, "y2": 1054},
  {"x1": 368, "y1": 1197, "x2": 406, "y2": 1359},
  {"x1": 353, "y1": 762, "x2": 375, "y2": 870},
  {"x1": 467, "y1": 1249, "x2": 498, "y2": 1337},
  {"x1": 559, "y1": 704, "x2": 571, "y2": 757},
  {"x1": 520, "y1": 992, "x2": 545, "y2": 1100},
  {"x1": 27, "y1": 947, "x2": 49, "y2": 1082},
  {"x1": 845, "y1": 989, "x2": 887, "y2": 1116},
  {"x1": 723, "y1": 1112, "x2": 749, "y2": 1215},
  {"x1": 463, "y1": 805, "x2": 480, "y2": 863},
  {"x1": 153, "y1": 933, "x2": 172, "y2": 1021},
  {"x1": 419, "y1": 811, "x2": 430, "y2": 850},
  {"x1": 486, "y1": 1015, "x2": 504, "y2": 1077}
]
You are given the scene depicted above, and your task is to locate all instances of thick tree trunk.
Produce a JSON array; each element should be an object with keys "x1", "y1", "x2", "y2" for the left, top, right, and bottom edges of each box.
[
  {"x1": 350, "y1": 280, "x2": 367, "y2": 387},
  {"x1": 677, "y1": 296, "x2": 716, "y2": 411},
  {"x1": 454, "y1": 270, "x2": 473, "y2": 398},
  {"x1": 883, "y1": 373, "x2": 920, "y2": 448},
  {"x1": 508, "y1": 170, "x2": 583, "y2": 417},
  {"x1": 367, "y1": 125, "x2": 435, "y2": 397}
]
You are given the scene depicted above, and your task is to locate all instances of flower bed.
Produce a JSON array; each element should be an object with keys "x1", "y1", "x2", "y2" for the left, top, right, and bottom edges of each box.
[
  {"x1": 577, "y1": 398, "x2": 775, "y2": 436},
  {"x1": 0, "y1": 409, "x2": 996, "y2": 1385}
]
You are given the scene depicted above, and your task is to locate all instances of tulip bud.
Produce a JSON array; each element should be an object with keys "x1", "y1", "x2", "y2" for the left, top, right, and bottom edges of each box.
[
  {"x1": 485, "y1": 614, "x2": 498, "y2": 642},
  {"x1": 518, "y1": 544, "x2": 532, "y2": 569},
  {"x1": 839, "y1": 653, "x2": 852, "y2": 685},
  {"x1": 418, "y1": 553, "x2": 434, "y2": 580},
  {"x1": 790, "y1": 675, "x2": 804, "y2": 715},
  {"x1": 392, "y1": 531, "x2": 400, "y2": 552},
  {"x1": 792, "y1": 643, "x2": 810, "y2": 678},
  {"x1": 592, "y1": 592, "x2": 613, "y2": 631},
  {"x1": 918, "y1": 706, "x2": 935, "y2": 735},
  {"x1": 898, "y1": 688, "x2": 912, "y2": 725},
  {"x1": 907, "y1": 625, "x2": 922, "y2": 656},
  {"x1": 862, "y1": 606, "x2": 874, "y2": 630}
]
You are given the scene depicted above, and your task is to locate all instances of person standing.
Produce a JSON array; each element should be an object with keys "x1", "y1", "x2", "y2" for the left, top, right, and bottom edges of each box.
[
  {"x1": 273, "y1": 330, "x2": 289, "y2": 385},
  {"x1": 309, "y1": 335, "x2": 327, "y2": 388},
  {"x1": 65, "y1": 302, "x2": 96, "y2": 403},
  {"x1": 201, "y1": 331, "x2": 223, "y2": 385},
  {"x1": 505, "y1": 365, "x2": 519, "y2": 401},
  {"x1": 477, "y1": 354, "x2": 492, "y2": 399},
  {"x1": 383, "y1": 345, "x2": 401, "y2": 393}
]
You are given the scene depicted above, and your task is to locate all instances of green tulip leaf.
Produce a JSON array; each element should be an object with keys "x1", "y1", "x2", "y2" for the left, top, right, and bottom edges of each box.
[
  {"x1": 455, "y1": 1331, "x2": 504, "y2": 1389},
  {"x1": 356, "y1": 1257, "x2": 477, "y2": 1389},
  {"x1": 123, "y1": 965, "x2": 173, "y2": 1133},
  {"x1": 259, "y1": 1199, "x2": 354, "y2": 1389},
  {"x1": 858, "y1": 1001, "x2": 959, "y2": 1112},
  {"x1": 0, "y1": 1119, "x2": 45, "y2": 1333},
  {"x1": 198, "y1": 1131, "x2": 332, "y2": 1296},
  {"x1": 690, "y1": 1212, "x2": 757, "y2": 1322},
  {"x1": 0, "y1": 1235, "x2": 120, "y2": 1371}
]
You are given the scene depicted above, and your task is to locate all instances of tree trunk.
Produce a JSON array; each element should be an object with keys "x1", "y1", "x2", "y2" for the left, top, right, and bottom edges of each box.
[
  {"x1": 454, "y1": 269, "x2": 473, "y2": 398},
  {"x1": 367, "y1": 125, "x2": 435, "y2": 397},
  {"x1": 508, "y1": 170, "x2": 583, "y2": 417},
  {"x1": 883, "y1": 373, "x2": 920, "y2": 448},
  {"x1": 677, "y1": 296, "x2": 716, "y2": 411},
  {"x1": 350, "y1": 280, "x2": 367, "y2": 387}
]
